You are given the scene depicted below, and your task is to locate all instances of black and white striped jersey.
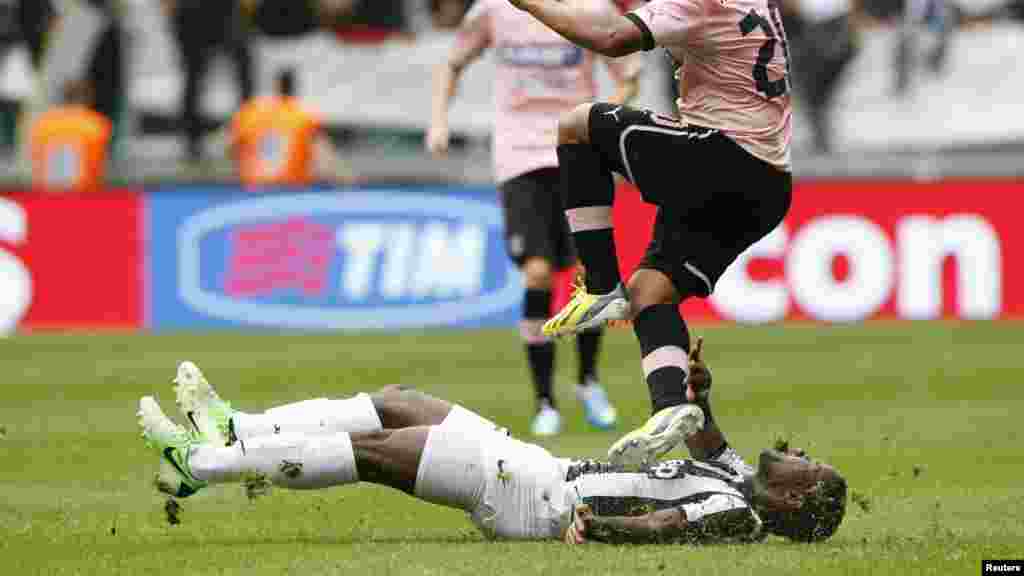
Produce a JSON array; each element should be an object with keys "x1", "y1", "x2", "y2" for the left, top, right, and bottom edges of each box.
[{"x1": 564, "y1": 459, "x2": 763, "y2": 543}]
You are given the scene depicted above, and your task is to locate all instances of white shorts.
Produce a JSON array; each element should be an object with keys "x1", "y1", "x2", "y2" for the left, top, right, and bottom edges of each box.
[
  {"x1": 469, "y1": 433, "x2": 571, "y2": 540},
  {"x1": 415, "y1": 418, "x2": 571, "y2": 541}
]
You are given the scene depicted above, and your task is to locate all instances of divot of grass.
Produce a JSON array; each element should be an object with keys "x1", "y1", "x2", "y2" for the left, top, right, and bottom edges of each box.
[
  {"x1": 851, "y1": 490, "x2": 872, "y2": 513},
  {"x1": 164, "y1": 498, "x2": 181, "y2": 526}
]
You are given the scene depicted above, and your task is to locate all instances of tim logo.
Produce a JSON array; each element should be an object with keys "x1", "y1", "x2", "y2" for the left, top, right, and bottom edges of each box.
[{"x1": 174, "y1": 191, "x2": 522, "y2": 330}]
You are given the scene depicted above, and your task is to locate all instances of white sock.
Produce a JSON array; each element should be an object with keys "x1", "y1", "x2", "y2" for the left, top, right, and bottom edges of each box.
[
  {"x1": 233, "y1": 394, "x2": 382, "y2": 441},
  {"x1": 189, "y1": 432, "x2": 359, "y2": 489}
]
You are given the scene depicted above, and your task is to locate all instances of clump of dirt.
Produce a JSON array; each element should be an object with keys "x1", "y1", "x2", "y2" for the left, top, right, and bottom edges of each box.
[
  {"x1": 850, "y1": 490, "x2": 872, "y2": 513},
  {"x1": 912, "y1": 465, "x2": 924, "y2": 478},
  {"x1": 165, "y1": 498, "x2": 182, "y2": 526},
  {"x1": 243, "y1": 472, "x2": 271, "y2": 501}
]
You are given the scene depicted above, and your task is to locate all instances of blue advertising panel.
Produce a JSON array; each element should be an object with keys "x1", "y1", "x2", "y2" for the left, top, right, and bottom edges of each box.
[{"x1": 147, "y1": 187, "x2": 522, "y2": 330}]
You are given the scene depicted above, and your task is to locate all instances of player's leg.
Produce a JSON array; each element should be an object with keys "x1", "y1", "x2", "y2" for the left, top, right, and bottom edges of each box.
[
  {"x1": 544, "y1": 166, "x2": 617, "y2": 429},
  {"x1": 172, "y1": 362, "x2": 382, "y2": 446},
  {"x1": 542, "y1": 103, "x2": 630, "y2": 337},
  {"x1": 552, "y1": 103, "x2": 708, "y2": 465},
  {"x1": 501, "y1": 169, "x2": 562, "y2": 435},
  {"x1": 605, "y1": 122, "x2": 792, "y2": 466},
  {"x1": 140, "y1": 396, "x2": 488, "y2": 513},
  {"x1": 172, "y1": 362, "x2": 501, "y2": 444}
]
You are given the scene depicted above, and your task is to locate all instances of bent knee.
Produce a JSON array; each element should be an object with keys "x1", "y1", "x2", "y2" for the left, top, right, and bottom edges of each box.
[
  {"x1": 627, "y1": 271, "x2": 680, "y2": 316},
  {"x1": 557, "y1": 103, "x2": 593, "y2": 145}
]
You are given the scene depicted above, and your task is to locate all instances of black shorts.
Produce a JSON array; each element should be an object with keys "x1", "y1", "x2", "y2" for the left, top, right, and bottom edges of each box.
[
  {"x1": 588, "y1": 103, "x2": 792, "y2": 297},
  {"x1": 498, "y1": 167, "x2": 575, "y2": 270}
]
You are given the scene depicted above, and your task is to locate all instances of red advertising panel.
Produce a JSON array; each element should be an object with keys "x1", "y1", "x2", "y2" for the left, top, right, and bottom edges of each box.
[
  {"x1": 556, "y1": 180, "x2": 1024, "y2": 323},
  {"x1": 0, "y1": 191, "x2": 143, "y2": 330}
]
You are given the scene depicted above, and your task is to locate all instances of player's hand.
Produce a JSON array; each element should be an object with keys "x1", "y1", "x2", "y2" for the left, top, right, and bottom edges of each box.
[
  {"x1": 686, "y1": 336, "x2": 711, "y2": 402},
  {"x1": 425, "y1": 125, "x2": 449, "y2": 157},
  {"x1": 564, "y1": 503, "x2": 593, "y2": 545}
]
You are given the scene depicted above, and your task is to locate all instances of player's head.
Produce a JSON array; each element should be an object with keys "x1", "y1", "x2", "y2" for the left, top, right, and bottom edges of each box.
[
  {"x1": 430, "y1": 0, "x2": 466, "y2": 29},
  {"x1": 275, "y1": 68, "x2": 297, "y2": 98},
  {"x1": 61, "y1": 78, "x2": 94, "y2": 107},
  {"x1": 750, "y1": 449, "x2": 847, "y2": 542}
]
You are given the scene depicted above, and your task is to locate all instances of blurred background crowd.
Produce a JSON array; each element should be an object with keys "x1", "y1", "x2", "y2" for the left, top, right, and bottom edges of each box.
[{"x1": 1, "y1": 0, "x2": 1022, "y2": 188}]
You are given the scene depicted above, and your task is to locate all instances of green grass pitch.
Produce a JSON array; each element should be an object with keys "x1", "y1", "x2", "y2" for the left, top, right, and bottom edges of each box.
[{"x1": 1, "y1": 323, "x2": 1021, "y2": 575}]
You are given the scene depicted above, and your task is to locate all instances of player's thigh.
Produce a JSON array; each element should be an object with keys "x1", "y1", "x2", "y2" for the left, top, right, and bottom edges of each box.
[
  {"x1": 499, "y1": 168, "x2": 561, "y2": 269},
  {"x1": 587, "y1": 104, "x2": 721, "y2": 206},
  {"x1": 635, "y1": 207, "x2": 714, "y2": 300},
  {"x1": 636, "y1": 151, "x2": 792, "y2": 299},
  {"x1": 699, "y1": 145, "x2": 793, "y2": 287},
  {"x1": 415, "y1": 425, "x2": 489, "y2": 510}
]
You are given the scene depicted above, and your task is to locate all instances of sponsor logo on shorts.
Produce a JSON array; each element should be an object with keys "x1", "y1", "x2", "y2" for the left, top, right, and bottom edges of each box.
[
  {"x1": 497, "y1": 44, "x2": 584, "y2": 68},
  {"x1": 603, "y1": 106, "x2": 623, "y2": 123},
  {"x1": 279, "y1": 460, "x2": 303, "y2": 479}
]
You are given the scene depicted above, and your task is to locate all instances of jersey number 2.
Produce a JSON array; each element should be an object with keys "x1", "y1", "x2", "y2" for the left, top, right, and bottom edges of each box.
[{"x1": 738, "y1": 8, "x2": 789, "y2": 100}]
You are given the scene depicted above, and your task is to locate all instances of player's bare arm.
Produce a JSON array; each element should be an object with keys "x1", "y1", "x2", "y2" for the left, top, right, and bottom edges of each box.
[
  {"x1": 507, "y1": 0, "x2": 647, "y2": 57},
  {"x1": 427, "y1": 20, "x2": 490, "y2": 157},
  {"x1": 566, "y1": 503, "x2": 692, "y2": 545}
]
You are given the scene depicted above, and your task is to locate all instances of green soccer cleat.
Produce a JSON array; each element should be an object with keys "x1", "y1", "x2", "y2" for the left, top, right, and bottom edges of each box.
[
  {"x1": 606, "y1": 404, "x2": 705, "y2": 468},
  {"x1": 138, "y1": 396, "x2": 206, "y2": 498},
  {"x1": 542, "y1": 282, "x2": 630, "y2": 337},
  {"x1": 173, "y1": 361, "x2": 236, "y2": 446}
]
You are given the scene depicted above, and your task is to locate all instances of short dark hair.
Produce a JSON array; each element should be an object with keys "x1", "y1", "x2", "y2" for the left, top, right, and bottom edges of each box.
[{"x1": 761, "y1": 475, "x2": 848, "y2": 542}]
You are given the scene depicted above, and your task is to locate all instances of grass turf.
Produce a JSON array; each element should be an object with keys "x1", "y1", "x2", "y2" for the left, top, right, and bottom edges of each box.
[{"x1": 0, "y1": 323, "x2": 1021, "y2": 574}]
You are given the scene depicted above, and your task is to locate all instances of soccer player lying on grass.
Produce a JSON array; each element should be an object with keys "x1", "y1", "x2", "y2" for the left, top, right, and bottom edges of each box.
[{"x1": 138, "y1": 341, "x2": 847, "y2": 544}]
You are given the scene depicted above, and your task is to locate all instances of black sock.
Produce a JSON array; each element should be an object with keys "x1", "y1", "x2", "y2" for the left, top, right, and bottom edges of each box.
[
  {"x1": 577, "y1": 328, "x2": 603, "y2": 385},
  {"x1": 557, "y1": 143, "x2": 620, "y2": 293},
  {"x1": 524, "y1": 288, "x2": 555, "y2": 409},
  {"x1": 633, "y1": 304, "x2": 691, "y2": 414},
  {"x1": 573, "y1": 230, "x2": 621, "y2": 293}
]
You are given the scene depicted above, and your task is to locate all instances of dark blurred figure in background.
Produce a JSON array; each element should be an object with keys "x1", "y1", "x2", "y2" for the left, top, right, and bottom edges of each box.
[
  {"x1": 782, "y1": 0, "x2": 861, "y2": 154},
  {"x1": 30, "y1": 78, "x2": 111, "y2": 192},
  {"x1": 252, "y1": 0, "x2": 355, "y2": 37},
  {"x1": 336, "y1": 0, "x2": 409, "y2": 42},
  {"x1": 161, "y1": 0, "x2": 254, "y2": 162},
  {"x1": 894, "y1": 0, "x2": 952, "y2": 95},
  {"x1": 83, "y1": 0, "x2": 125, "y2": 152},
  {"x1": 0, "y1": 0, "x2": 57, "y2": 156}
]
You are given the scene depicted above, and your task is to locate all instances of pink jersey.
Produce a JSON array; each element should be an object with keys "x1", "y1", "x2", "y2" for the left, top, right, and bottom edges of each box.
[
  {"x1": 453, "y1": 0, "x2": 641, "y2": 183},
  {"x1": 631, "y1": 0, "x2": 793, "y2": 170}
]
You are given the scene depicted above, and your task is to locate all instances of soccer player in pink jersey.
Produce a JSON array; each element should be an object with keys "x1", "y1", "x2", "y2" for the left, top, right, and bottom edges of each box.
[
  {"x1": 507, "y1": 0, "x2": 794, "y2": 465},
  {"x1": 427, "y1": 0, "x2": 643, "y2": 437}
]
